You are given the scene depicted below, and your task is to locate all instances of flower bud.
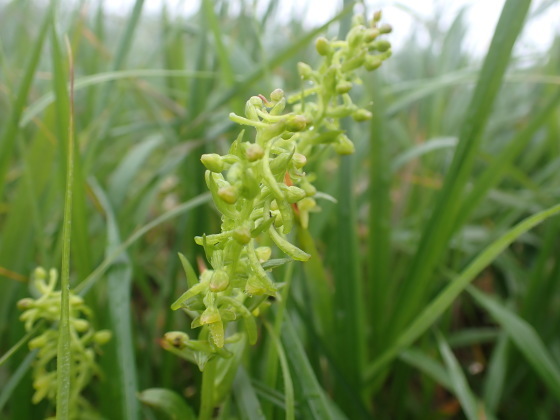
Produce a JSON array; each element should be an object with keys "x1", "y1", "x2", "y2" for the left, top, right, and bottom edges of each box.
[
  {"x1": 29, "y1": 334, "x2": 48, "y2": 349},
  {"x1": 17, "y1": 298, "x2": 34, "y2": 310},
  {"x1": 365, "y1": 55, "x2": 382, "y2": 71},
  {"x1": 292, "y1": 153, "x2": 307, "y2": 169},
  {"x1": 315, "y1": 37, "x2": 331, "y2": 56},
  {"x1": 34, "y1": 267, "x2": 47, "y2": 281},
  {"x1": 255, "y1": 246, "x2": 272, "y2": 262},
  {"x1": 72, "y1": 319, "x2": 89, "y2": 333},
  {"x1": 297, "y1": 62, "x2": 313, "y2": 79},
  {"x1": 164, "y1": 331, "x2": 189, "y2": 349},
  {"x1": 374, "y1": 39, "x2": 391, "y2": 52},
  {"x1": 336, "y1": 81, "x2": 353, "y2": 94},
  {"x1": 286, "y1": 115, "x2": 307, "y2": 132},
  {"x1": 246, "y1": 143, "x2": 264, "y2": 161},
  {"x1": 373, "y1": 10, "x2": 382, "y2": 23},
  {"x1": 218, "y1": 185, "x2": 239, "y2": 204},
  {"x1": 209, "y1": 269, "x2": 229, "y2": 292},
  {"x1": 232, "y1": 226, "x2": 251, "y2": 244},
  {"x1": 286, "y1": 186, "x2": 307, "y2": 203},
  {"x1": 347, "y1": 25, "x2": 365, "y2": 49},
  {"x1": 341, "y1": 52, "x2": 365, "y2": 72},
  {"x1": 93, "y1": 330, "x2": 112, "y2": 345},
  {"x1": 352, "y1": 109, "x2": 373, "y2": 122},
  {"x1": 334, "y1": 134, "x2": 355, "y2": 155},
  {"x1": 270, "y1": 88, "x2": 284, "y2": 102},
  {"x1": 200, "y1": 307, "x2": 221, "y2": 325},
  {"x1": 379, "y1": 24, "x2": 392, "y2": 34},
  {"x1": 201, "y1": 153, "x2": 225, "y2": 173},
  {"x1": 364, "y1": 28, "x2": 380, "y2": 42},
  {"x1": 301, "y1": 181, "x2": 317, "y2": 196}
]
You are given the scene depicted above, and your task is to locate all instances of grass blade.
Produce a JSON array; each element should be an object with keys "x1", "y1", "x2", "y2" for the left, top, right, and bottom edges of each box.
[
  {"x1": 89, "y1": 180, "x2": 139, "y2": 420},
  {"x1": 435, "y1": 330, "x2": 481, "y2": 420},
  {"x1": 366, "y1": 202, "x2": 560, "y2": 383},
  {"x1": 55, "y1": 35, "x2": 74, "y2": 420},
  {"x1": 468, "y1": 286, "x2": 560, "y2": 401},
  {"x1": 392, "y1": 0, "x2": 533, "y2": 337},
  {"x1": 139, "y1": 388, "x2": 196, "y2": 420},
  {"x1": 0, "y1": 2, "x2": 52, "y2": 198}
]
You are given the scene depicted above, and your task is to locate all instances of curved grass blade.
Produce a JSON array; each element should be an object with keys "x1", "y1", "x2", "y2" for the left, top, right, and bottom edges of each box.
[
  {"x1": 435, "y1": 330, "x2": 484, "y2": 420},
  {"x1": 264, "y1": 321, "x2": 295, "y2": 420},
  {"x1": 138, "y1": 388, "x2": 196, "y2": 420},
  {"x1": 391, "y1": 0, "x2": 533, "y2": 339},
  {"x1": 468, "y1": 286, "x2": 560, "y2": 401},
  {"x1": 75, "y1": 192, "x2": 211, "y2": 295},
  {"x1": 233, "y1": 366, "x2": 266, "y2": 420},
  {"x1": 89, "y1": 180, "x2": 139, "y2": 420},
  {"x1": 365, "y1": 203, "x2": 560, "y2": 384}
]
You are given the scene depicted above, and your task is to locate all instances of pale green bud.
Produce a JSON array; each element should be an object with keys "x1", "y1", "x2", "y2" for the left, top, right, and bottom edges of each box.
[
  {"x1": 201, "y1": 153, "x2": 225, "y2": 173},
  {"x1": 17, "y1": 298, "x2": 34, "y2": 310},
  {"x1": 164, "y1": 331, "x2": 189, "y2": 349},
  {"x1": 336, "y1": 81, "x2": 353, "y2": 94},
  {"x1": 334, "y1": 134, "x2": 355, "y2": 155},
  {"x1": 286, "y1": 186, "x2": 307, "y2": 203},
  {"x1": 255, "y1": 246, "x2": 272, "y2": 262},
  {"x1": 352, "y1": 109, "x2": 373, "y2": 122},
  {"x1": 270, "y1": 89, "x2": 284, "y2": 102},
  {"x1": 297, "y1": 62, "x2": 313, "y2": 79},
  {"x1": 72, "y1": 319, "x2": 89, "y2": 333},
  {"x1": 364, "y1": 55, "x2": 382, "y2": 71},
  {"x1": 209, "y1": 269, "x2": 229, "y2": 292},
  {"x1": 232, "y1": 226, "x2": 251, "y2": 244},
  {"x1": 364, "y1": 28, "x2": 380, "y2": 42},
  {"x1": 301, "y1": 181, "x2": 317, "y2": 196},
  {"x1": 341, "y1": 51, "x2": 365, "y2": 72},
  {"x1": 29, "y1": 334, "x2": 48, "y2": 349},
  {"x1": 315, "y1": 37, "x2": 331, "y2": 56},
  {"x1": 93, "y1": 330, "x2": 112, "y2": 345},
  {"x1": 200, "y1": 307, "x2": 221, "y2": 325},
  {"x1": 246, "y1": 143, "x2": 264, "y2": 161},
  {"x1": 373, "y1": 10, "x2": 382, "y2": 22},
  {"x1": 286, "y1": 115, "x2": 307, "y2": 132},
  {"x1": 379, "y1": 24, "x2": 392, "y2": 34},
  {"x1": 374, "y1": 39, "x2": 391, "y2": 52},
  {"x1": 347, "y1": 25, "x2": 365, "y2": 49},
  {"x1": 218, "y1": 185, "x2": 239, "y2": 204},
  {"x1": 292, "y1": 153, "x2": 307, "y2": 168}
]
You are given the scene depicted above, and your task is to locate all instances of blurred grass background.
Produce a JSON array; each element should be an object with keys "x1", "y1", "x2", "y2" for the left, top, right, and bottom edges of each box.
[{"x1": 1, "y1": 0, "x2": 560, "y2": 418}]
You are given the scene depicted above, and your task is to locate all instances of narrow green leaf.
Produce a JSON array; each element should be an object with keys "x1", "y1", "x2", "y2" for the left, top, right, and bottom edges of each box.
[
  {"x1": 399, "y1": 348, "x2": 452, "y2": 390},
  {"x1": 233, "y1": 366, "x2": 266, "y2": 420},
  {"x1": 138, "y1": 388, "x2": 196, "y2": 420},
  {"x1": 435, "y1": 331, "x2": 480, "y2": 420},
  {"x1": 55, "y1": 32, "x2": 74, "y2": 420},
  {"x1": 75, "y1": 192, "x2": 211, "y2": 295},
  {"x1": 392, "y1": 0, "x2": 533, "y2": 338},
  {"x1": 469, "y1": 286, "x2": 560, "y2": 401},
  {"x1": 282, "y1": 317, "x2": 344, "y2": 420},
  {"x1": 89, "y1": 180, "x2": 139, "y2": 420},
  {"x1": 366, "y1": 203, "x2": 560, "y2": 383},
  {"x1": 264, "y1": 321, "x2": 295, "y2": 420},
  {"x1": 0, "y1": 2, "x2": 52, "y2": 197}
]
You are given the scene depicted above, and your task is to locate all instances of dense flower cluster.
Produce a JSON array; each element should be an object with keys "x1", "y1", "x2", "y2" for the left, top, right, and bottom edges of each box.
[
  {"x1": 17, "y1": 267, "x2": 111, "y2": 418},
  {"x1": 165, "y1": 12, "x2": 391, "y2": 367}
]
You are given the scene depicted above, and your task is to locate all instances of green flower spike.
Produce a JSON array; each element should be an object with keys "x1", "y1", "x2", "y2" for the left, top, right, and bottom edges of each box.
[
  {"x1": 165, "y1": 11, "x2": 391, "y2": 363},
  {"x1": 17, "y1": 267, "x2": 111, "y2": 418}
]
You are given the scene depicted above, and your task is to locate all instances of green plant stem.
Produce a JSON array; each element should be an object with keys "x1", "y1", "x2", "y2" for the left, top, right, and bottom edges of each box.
[{"x1": 199, "y1": 357, "x2": 217, "y2": 420}]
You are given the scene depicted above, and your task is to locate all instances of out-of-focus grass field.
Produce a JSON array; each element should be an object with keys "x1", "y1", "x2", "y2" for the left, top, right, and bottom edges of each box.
[{"x1": 1, "y1": 0, "x2": 560, "y2": 418}]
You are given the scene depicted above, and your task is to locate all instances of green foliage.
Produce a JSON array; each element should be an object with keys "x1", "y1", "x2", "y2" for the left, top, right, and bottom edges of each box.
[{"x1": 0, "y1": 0, "x2": 559, "y2": 419}]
